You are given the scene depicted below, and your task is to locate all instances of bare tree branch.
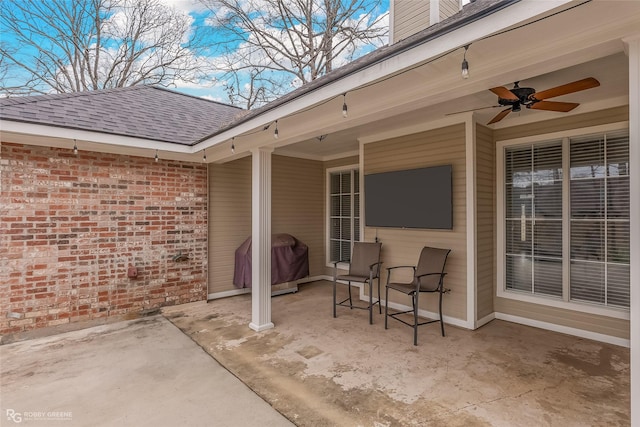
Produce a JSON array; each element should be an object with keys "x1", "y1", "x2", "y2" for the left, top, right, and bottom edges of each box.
[
  {"x1": 202, "y1": 0, "x2": 388, "y2": 109},
  {"x1": 0, "y1": 0, "x2": 215, "y2": 96}
]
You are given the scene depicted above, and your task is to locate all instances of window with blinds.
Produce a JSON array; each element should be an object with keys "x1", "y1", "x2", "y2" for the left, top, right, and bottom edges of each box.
[
  {"x1": 505, "y1": 141, "x2": 563, "y2": 298},
  {"x1": 329, "y1": 169, "x2": 360, "y2": 263},
  {"x1": 569, "y1": 131, "x2": 630, "y2": 308},
  {"x1": 502, "y1": 129, "x2": 630, "y2": 310}
]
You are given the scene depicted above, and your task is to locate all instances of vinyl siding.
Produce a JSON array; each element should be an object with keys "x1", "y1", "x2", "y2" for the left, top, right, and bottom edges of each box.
[
  {"x1": 440, "y1": 0, "x2": 460, "y2": 20},
  {"x1": 494, "y1": 106, "x2": 630, "y2": 339},
  {"x1": 475, "y1": 123, "x2": 495, "y2": 320},
  {"x1": 392, "y1": 0, "x2": 430, "y2": 43},
  {"x1": 208, "y1": 157, "x2": 252, "y2": 294},
  {"x1": 208, "y1": 155, "x2": 325, "y2": 295},
  {"x1": 272, "y1": 155, "x2": 324, "y2": 277},
  {"x1": 363, "y1": 124, "x2": 467, "y2": 321}
]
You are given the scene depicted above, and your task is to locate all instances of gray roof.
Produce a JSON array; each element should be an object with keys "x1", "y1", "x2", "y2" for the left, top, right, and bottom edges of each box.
[{"x1": 0, "y1": 85, "x2": 246, "y2": 145}]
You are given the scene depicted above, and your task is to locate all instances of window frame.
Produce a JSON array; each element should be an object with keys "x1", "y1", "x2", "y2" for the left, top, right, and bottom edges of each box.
[
  {"x1": 326, "y1": 164, "x2": 360, "y2": 268},
  {"x1": 496, "y1": 122, "x2": 630, "y2": 320}
]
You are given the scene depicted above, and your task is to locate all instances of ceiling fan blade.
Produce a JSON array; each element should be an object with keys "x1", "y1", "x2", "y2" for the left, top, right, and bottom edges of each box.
[
  {"x1": 532, "y1": 77, "x2": 600, "y2": 100},
  {"x1": 529, "y1": 101, "x2": 579, "y2": 112},
  {"x1": 488, "y1": 108, "x2": 511, "y2": 124},
  {"x1": 490, "y1": 86, "x2": 519, "y2": 101}
]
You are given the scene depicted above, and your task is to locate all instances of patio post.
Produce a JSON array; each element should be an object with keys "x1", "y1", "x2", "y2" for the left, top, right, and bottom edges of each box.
[
  {"x1": 623, "y1": 34, "x2": 640, "y2": 427},
  {"x1": 249, "y1": 146, "x2": 275, "y2": 332}
]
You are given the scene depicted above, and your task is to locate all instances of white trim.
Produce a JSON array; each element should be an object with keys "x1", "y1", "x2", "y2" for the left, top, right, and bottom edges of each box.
[
  {"x1": 1, "y1": 121, "x2": 192, "y2": 153},
  {"x1": 465, "y1": 115, "x2": 477, "y2": 328},
  {"x1": 476, "y1": 312, "x2": 495, "y2": 329},
  {"x1": 430, "y1": 0, "x2": 440, "y2": 25},
  {"x1": 208, "y1": 288, "x2": 250, "y2": 300},
  {"x1": 621, "y1": 33, "x2": 640, "y2": 427},
  {"x1": 495, "y1": 312, "x2": 630, "y2": 348},
  {"x1": 495, "y1": 122, "x2": 631, "y2": 320}
]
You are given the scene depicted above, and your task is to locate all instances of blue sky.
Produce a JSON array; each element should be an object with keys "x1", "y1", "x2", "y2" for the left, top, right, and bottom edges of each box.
[{"x1": 0, "y1": 0, "x2": 389, "y2": 104}]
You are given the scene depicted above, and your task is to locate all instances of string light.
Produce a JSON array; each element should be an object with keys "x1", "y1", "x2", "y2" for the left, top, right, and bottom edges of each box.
[
  {"x1": 231, "y1": 137, "x2": 235, "y2": 153},
  {"x1": 202, "y1": 150, "x2": 207, "y2": 162},
  {"x1": 342, "y1": 94, "x2": 348, "y2": 118},
  {"x1": 461, "y1": 45, "x2": 470, "y2": 79},
  {"x1": 154, "y1": 149, "x2": 159, "y2": 162},
  {"x1": 73, "y1": 139, "x2": 78, "y2": 155},
  {"x1": 273, "y1": 120, "x2": 279, "y2": 139}
]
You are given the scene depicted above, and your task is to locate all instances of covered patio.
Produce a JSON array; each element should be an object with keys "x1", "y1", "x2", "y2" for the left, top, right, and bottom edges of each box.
[{"x1": 164, "y1": 281, "x2": 630, "y2": 426}]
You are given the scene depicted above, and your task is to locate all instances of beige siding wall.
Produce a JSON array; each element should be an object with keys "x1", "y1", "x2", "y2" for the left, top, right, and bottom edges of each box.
[
  {"x1": 208, "y1": 157, "x2": 252, "y2": 294},
  {"x1": 272, "y1": 155, "x2": 324, "y2": 277},
  {"x1": 440, "y1": 0, "x2": 460, "y2": 20},
  {"x1": 475, "y1": 123, "x2": 495, "y2": 320},
  {"x1": 392, "y1": 0, "x2": 430, "y2": 43},
  {"x1": 363, "y1": 124, "x2": 467, "y2": 321},
  {"x1": 208, "y1": 155, "x2": 325, "y2": 295},
  {"x1": 494, "y1": 107, "x2": 630, "y2": 340}
]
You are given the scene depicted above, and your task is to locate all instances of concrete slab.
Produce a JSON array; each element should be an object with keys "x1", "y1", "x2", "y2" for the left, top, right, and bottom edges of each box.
[
  {"x1": 165, "y1": 281, "x2": 631, "y2": 427},
  {"x1": 0, "y1": 316, "x2": 294, "y2": 427}
]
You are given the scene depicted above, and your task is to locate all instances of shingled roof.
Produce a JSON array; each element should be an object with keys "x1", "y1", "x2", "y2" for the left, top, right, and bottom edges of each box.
[{"x1": 0, "y1": 85, "x2": 246, "y2": 145}]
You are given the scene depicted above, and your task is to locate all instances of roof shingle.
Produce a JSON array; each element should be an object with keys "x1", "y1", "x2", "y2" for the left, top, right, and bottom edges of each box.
[{"x1": 0, "y1": 85, "x2": 246, "y2": 145}]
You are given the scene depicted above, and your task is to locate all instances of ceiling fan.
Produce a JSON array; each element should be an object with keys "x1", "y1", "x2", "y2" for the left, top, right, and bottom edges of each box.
[{"x1": 486, "y1": 77, "x2": 600, "y2": 124}]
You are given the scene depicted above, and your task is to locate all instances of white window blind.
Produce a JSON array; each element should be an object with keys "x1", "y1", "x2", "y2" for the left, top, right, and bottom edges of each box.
[
  {"x1": 329, "y1": 169, "x2": 360, "y2": 262},
  {"x1": 569, "y1": 131, "x2": 630, "y2": 308},
  {"x1": 501, "y1": 129, "x2": 630, "y2": 311},
  {"x1": 505, "y1": 141, "x2": 563, "y2": 298}
]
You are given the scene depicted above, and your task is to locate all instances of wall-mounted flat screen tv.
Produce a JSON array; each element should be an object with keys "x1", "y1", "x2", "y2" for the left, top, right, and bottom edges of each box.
[{"x1": 364, "y1": 165, "x2": 452, "y2": 229}]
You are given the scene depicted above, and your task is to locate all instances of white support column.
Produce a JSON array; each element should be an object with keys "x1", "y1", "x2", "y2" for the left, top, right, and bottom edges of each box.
[
  {"x1": 465, "y1": 114, "x2": 477, "y2": 329},
  {"x1": 249, "y1": 146, "x2": 275, "y2": 332},
  {"x1": 623, "y1": 34, "x2": 640, "y2": 427}
]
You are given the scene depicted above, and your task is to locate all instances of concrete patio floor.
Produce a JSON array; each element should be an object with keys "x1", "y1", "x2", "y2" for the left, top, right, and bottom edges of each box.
[
  {"x1": 0, "y1": 280, "x2": 630, "y2": 426},
  {"x1": 165, "y1": 280, "x2": 630, "y2": 427},
  {"x1": 0, "y1": 316, "x2": 293, "y2": 427}
]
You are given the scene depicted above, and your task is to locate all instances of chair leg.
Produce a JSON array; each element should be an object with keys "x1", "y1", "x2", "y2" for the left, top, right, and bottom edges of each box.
[
  {"x1": 439, "y1": 289, "x2": 445, "y2": 337},
  {"x1": 368, "y1": 280, "x2": 373, "y2": 325},
  {"x1": 333, "y1": 276, "x2": 337, "y2": 318},
  {"x1": 377, "y1": 278, "x2": 382, "y2": 314},
  {"x1": 413, "y1": 292, "x2": 419, "y2": 346},
  {"x1": 347, "y1": 282, "x2": 353, "y2": 308},
  {"x1": 384, "y1": 286, "x2": 389, "y2": 329}
]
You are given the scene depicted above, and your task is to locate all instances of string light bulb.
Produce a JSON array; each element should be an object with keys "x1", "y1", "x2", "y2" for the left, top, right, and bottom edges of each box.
[
  {"x1": 202, "y1": 150, "x2": 207, "y2": 162},
  {"x1": 461, "y1": 45, "x2": 470, "y2": 79},
  {"x1": 342, "y1": 94, "x2": 348, "y2": 118},
  {"x1": 274, "y1": 120, "x2": 279, "y2": 139},
  {"x1": 154, "y1": 149, "x2": 159, "y2": 162},
  {"x1": 73, "y1": 139, "x2": 78, "y2": 155},
  {"x1": 231, "y1": 138, "x2": 235, "y2": 154}
]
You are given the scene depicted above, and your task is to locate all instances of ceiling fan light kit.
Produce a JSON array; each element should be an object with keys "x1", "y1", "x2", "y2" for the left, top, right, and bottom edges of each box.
[{"x1": 486, "y1": 77, "x2": 600, "y2": 124}]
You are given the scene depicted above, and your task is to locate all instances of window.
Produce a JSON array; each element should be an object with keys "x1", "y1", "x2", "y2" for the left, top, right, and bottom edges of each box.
[
  {"x1": 500, "y1": 129, "x2": 630, "y2": 312},
  {"x1": 328, "y1": 168, "x2": 360, "y2": 263}
]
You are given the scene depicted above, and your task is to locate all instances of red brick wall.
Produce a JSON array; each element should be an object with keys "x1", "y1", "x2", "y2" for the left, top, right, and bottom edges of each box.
[{"x1": 0, "y1": 142, "x2": 208, "y2": 335}]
